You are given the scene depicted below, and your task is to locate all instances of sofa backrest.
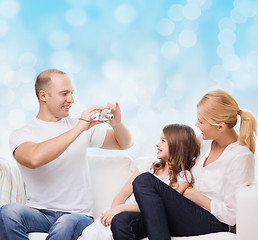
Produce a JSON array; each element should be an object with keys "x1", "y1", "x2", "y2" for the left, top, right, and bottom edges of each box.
[
  {"x1": 88, "y1": 155, "x2": 136, "y2": 218},
  {"x1": 0, "y1": 155, "x2": 156, "y2": 219},
  {"x1": 0, "y1": 157, "x2": 26, "y2": 206}
]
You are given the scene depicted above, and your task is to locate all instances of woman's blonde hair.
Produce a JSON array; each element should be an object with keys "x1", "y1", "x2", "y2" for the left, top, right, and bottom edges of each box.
[
  {"x1": 152, "y1": 124, "x2": 200, "y2": 188},
  {"x1": 197, "y1": 89, "x2": 257, "y2": 153}
]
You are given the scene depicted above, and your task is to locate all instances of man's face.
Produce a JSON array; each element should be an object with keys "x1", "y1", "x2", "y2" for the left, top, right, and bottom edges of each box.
[{"x1": 44, "y1": 74, "x2": 74, "y2": 121}]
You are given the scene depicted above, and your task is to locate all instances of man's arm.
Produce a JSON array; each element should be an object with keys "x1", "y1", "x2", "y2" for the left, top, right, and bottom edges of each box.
[
  {"x1": 101, "y1": 102, "x2": 134, "y2": 150},
  {"x1": 14, "y1": 105, "x2": 104, "y2": 169}
]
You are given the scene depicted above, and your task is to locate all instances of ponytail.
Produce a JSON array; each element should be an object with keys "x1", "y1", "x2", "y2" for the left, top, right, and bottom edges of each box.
[{"x1": 239, "y1": 110, "x2": 257, "y2": 154}]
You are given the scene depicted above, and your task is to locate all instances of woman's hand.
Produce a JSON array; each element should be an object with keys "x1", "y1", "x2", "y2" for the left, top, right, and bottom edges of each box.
[{"x1": 100, "y1": 205, "x2": 123, "y2": 226}]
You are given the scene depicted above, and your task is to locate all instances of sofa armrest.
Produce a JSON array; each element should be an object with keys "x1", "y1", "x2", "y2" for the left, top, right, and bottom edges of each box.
[
  {"x1": 236, "y1": 180, "x2": 258, "y2": 240},
  {"x1": 0, "y1": 157, "x2": 26, "y2": 206}
]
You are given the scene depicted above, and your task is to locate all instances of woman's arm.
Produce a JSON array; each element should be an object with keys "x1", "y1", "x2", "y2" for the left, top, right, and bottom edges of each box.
[
  {"x1": 175, "y1": 181, "x2": 190, "y2": 194},
  {"x1": 183, "y1": 187, "x2": 211, "y2": 212}
]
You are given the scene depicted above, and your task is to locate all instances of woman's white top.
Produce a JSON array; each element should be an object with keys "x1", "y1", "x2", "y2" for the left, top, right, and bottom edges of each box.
[{"x1": 191, "y1": 136, "x2": 254, "y2": 226}]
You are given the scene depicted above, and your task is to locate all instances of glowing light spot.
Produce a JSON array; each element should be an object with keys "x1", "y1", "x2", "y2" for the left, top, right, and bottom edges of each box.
[
  {"x1": 247, "y1": 51, "x2": 258, "y2": 69},
  {"x1": 156, "y1": 19, "x2": 175, "y2": 36},
  {"x1": 18, "y1": 68, "x2": 37, "y2": 83},
  {"x1": 0, "y1": 88, "x2": 15, "y2": 106},
  {"x1": 66, "y1": 8, "x2": 87, "y2": 27},
  {"x1": 233, "y1": 0, "x2": 257, "y2": 18},
  {"x1": 0, "y1": 64, "x2": 12, "y2": 84},
  {"x1": 187, "y1": 0, "x2": 207, "y2": 6},
  {"x1": 2, "y1": 70, "x2": 20, "y2": 88},
  {"x1": 166, "y1": 74, "x2": 186, "y2": 100},
  {"x1": 0, "y1": 20, "x2": 9, "y2": 38},
  {"x1": 161, "y1": 42, "x2": 179, "y2": 59},
  {"x1": 218, "y1": 29, "x2": 236, "y2": 45},
  {"x1": 178, "y1": 30, "x2": 197, "y2": 48},
  {"x1": 218, "y1": 18, "x2": 236, "y2": 31},
  {"x1": 50, "y1": 51, "x2": 82, "y2": 73},
  {"x1": 102, "y1": 60, "x2": 125, "y2": 81},
  {"x1": 0, "y1": 0, "x2": 20, "y2": 19},
  {"x1": 8, "y1": 109, "x2": 26, "y2": 128},
  {"x1": 21, "y1": 93, "x2": 38, "y2": 111},
  {"x1": 222, "y1": 54, "x2": 241, "y2": 72},
  {"x1": 18, "y1": 52, "x2": 37, "y2": 68},
  {"x1": 168, "y1": 4, "x2": 184, "y2": 22},
  {"x1": 183, "y1": 3, "x2": 201, "y2": 20},
  {"x1": 114, "y1": 4, "x2": 136, "y2": 25},
  {"x1": 216, "y1": 45, "x2": 235, "y2": 59},
  {"x1": 210, "y1": 65, "x2": 228, "y2": 82},
  {"x1": 230, "y1": 9, "x2": 247, "y2": 24},
  {"x1": 48, "y1": 30, "x2": 70, "y2": 49}
]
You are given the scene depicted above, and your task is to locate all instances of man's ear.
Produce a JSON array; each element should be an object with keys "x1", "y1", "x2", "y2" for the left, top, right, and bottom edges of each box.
[
  {"x1": 218, "y1": 122, "x2": 227, "y2": 132},
  {"x1": 38, "y1": 90, "x2": 47, "y2": 102}
]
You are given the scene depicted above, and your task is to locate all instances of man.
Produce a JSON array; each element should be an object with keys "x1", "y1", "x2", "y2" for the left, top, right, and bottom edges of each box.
[{"x1": 0, "y1": 69, "x2": 133, "y2": 240}]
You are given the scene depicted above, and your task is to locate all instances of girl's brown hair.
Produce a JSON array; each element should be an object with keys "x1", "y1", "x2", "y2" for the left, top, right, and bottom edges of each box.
[{"x1": 152, "y1": 124, "x2": 200, "y2": 188}]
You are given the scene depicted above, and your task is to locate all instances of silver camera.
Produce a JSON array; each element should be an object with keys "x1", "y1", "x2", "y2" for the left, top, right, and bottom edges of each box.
[{"x1": 98, "y1": 109, "x2": 114, "y2": 121}]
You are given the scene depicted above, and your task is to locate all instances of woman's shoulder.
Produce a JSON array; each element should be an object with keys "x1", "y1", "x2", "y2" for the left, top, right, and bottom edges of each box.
[{"x1": 228, "y1": 141, "x2": 254, "y2": 157}]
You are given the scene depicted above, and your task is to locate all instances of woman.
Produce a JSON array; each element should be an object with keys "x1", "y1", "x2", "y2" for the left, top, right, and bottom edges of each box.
[
  {"x1": 111, "y1": 89, "x2": 257, "y2": 240},
  {"x1": 81, "y1": 124, "x2": 200, "y2": 240}
]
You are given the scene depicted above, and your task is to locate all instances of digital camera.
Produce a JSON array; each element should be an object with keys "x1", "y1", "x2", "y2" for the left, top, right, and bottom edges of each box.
[{"x1": 98, "y1": 109, "x2": 114, "y2": 121}]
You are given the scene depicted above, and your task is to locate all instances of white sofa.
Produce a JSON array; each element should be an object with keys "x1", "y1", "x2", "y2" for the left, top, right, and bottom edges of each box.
[{"x1": 0, "y1": 155, "x2": 257, "y2": 240}]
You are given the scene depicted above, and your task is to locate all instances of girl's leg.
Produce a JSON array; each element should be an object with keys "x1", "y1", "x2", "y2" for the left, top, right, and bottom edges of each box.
[
  {"x1": 133, "y1": 173, "x2": 228, "y2": 240},
  {"x1": 111, "y1": 212, "x2": 147, "y2": 240}
]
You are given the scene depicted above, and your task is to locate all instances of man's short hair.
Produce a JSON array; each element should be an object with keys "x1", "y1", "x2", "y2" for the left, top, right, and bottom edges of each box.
[{"x1": 35, "y1": 69, "x2": 66, "y2": 100}]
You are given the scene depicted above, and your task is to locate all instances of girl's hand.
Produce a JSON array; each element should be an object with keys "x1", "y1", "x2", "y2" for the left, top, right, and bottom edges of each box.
[{"x1": 100, "y1": 205, "x2": 123, "y2": 226}]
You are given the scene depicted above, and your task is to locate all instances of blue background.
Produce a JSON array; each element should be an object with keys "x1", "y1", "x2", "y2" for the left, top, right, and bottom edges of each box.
[{"x1": 0, "y1": 0, "x2": 257, "y2": 174}]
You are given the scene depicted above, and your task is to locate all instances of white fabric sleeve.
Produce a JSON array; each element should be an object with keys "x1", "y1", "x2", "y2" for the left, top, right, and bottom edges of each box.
[
  {"x1": 210, "y1": 151, "x2": 254, "y2": 226},
  {"x1": 88, "y1": 125, "x2": 107, "y2": 148},
  {"x1": 9, "y1": 127, "x2": 33, "y2": 155},
  {"x1": 177, "y1": 170, "x2": 192, "y2": 182}
]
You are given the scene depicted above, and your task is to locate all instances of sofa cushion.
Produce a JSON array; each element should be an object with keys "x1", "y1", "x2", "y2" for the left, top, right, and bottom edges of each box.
[
  {"x1": 28, "y1": 231, "x2": 236, "y2": 240},
  {"x1": 0, "y1": 157, "x2": 26, "y2": 206},
  {"x1": 88, "y1": 155, "x2": 135, "y2": 218}
]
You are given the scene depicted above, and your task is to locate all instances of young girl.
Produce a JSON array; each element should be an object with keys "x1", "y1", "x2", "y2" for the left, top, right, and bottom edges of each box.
[
  {"x1": 81, "y1": 123, "x2": 200, "y2": 240},
  {"x1": 111, "y1": 89, "x2": 257, "y2": 240}
]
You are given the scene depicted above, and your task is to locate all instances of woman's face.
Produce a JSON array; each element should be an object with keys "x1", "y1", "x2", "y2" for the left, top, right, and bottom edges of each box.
[
  {"x1": 156, "y1": 132, "x2": 169, "y2": 161},
  {"x1": 195, "y1": 113, "x2": 220, "y2": 140}
]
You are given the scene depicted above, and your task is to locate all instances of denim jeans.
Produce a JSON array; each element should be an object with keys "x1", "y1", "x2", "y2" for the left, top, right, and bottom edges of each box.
[
  {"x1": 0, "y1": 203, "x2": 93, "y2": 240},
  {"x1": 111, "y1": 172, "x2": 229, "y2": 240}
]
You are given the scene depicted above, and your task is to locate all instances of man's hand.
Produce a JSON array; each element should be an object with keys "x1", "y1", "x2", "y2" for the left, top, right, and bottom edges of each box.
[
  {"x1": 77, "y1": 105, "x2": 105, "y2": 131},
  {"x1": 106, "y1": 102, "x2": 121, "y2": 127}
]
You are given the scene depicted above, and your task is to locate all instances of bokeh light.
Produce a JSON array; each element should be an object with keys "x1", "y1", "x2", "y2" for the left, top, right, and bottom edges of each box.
[{"x1": 0, "y1": 0, "x2": 258, "y2": 176}]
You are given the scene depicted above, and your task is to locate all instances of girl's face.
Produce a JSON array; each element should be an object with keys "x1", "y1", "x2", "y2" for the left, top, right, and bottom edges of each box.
[
  {"x1": 156, "y1": 132, "x2": 169, "y2": 161},
  {"x1": 195, "y1": 113, "x2": 220, "y2": 140}
]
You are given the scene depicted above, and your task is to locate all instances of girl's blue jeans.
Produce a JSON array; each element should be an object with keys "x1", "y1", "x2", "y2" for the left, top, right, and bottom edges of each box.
[
  {"x1": 0, "y1": 203, "x2": 93, "y2": 240},
  {"x1": 111, "y1": 172, "x2": 229, "y2": 240}
]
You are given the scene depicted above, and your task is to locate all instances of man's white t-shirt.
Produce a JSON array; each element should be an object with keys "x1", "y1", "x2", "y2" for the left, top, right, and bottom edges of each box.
[{"x1": 9, "y1": 117, "x2": 106, "y2": 217}]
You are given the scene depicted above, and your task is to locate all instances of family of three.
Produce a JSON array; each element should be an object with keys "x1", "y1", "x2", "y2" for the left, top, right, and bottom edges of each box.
[{"x1": 0, "y1": 69, "x2": 256, "y2": 240}]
